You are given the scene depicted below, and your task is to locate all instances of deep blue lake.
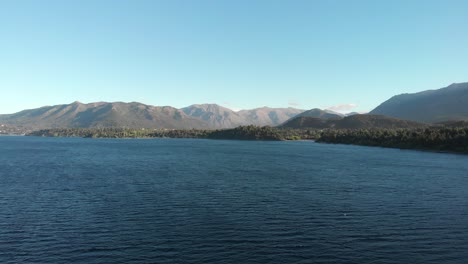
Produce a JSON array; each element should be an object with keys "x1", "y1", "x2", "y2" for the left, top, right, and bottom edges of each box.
[{"x1": 0, "y1": 136, "x2": 467, "y2": 263}]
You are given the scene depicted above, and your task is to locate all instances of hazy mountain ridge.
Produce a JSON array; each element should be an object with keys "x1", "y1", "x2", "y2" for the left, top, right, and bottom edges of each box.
[
  {"x1": 370, "y1": 82, "x2": 468, "y2": 122},
  {"x1": 181, "y1": 104, "x2": 304, "y2": 128},
  {"x1": 238, "y1": 107, "x2": 305, "y2": 126}
]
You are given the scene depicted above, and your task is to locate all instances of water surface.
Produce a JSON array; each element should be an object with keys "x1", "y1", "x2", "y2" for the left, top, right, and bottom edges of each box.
[{"x1": 1, "y1": 136, "x2": 467, "y2": 263}]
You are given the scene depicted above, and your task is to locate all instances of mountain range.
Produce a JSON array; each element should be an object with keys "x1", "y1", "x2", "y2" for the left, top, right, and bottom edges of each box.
[
  {"x1": 181, "y1": 104, "x2": 304, "y2": 128},
  {"x1": 1, "y1": 82, "x2": 467, "y2": 130},
  {"x1": 0, "y1": 102, "x2": 305, "y2": 130}
]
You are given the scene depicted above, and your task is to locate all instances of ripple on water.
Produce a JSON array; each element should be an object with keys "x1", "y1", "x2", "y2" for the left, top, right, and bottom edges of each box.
[{"x1": 0, "y1": 137, "x2": 467, "y2": 264}]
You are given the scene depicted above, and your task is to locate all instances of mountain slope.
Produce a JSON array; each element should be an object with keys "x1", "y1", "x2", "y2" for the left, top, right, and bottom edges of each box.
[
  {"x1": 0, "y1": 101, "x2": 208, "y2": 129},
  {"x1": 280, "y1": 114, "x2": 427, "y2": 129},
  {"x1": 237, "y1": 107, "x2": 304, "y2": 126},
  {"x1": 182, "y1": 104, "x2": 246, "y2": 128},
  {"x1": 333, "y1": 115, "x2": 427, "y2": 129},
  {"x1": 295, "y1": 108, "x2": 343, "y2": 119},
  {"x1": 370, "y1": 82, "x2": 468, "y2": 122}
]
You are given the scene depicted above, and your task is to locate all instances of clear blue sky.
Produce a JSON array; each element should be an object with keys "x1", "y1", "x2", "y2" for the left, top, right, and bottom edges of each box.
[{"x1": 0, "y1": 0, "x2": 467, "y2": 114}]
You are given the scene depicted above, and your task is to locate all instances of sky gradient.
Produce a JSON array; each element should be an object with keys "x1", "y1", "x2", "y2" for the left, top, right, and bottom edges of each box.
[{"x1": 1, "y1": 0, "x2": 467, "y2": 114}]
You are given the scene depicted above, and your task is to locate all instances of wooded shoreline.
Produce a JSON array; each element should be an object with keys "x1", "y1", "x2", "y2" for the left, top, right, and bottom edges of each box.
[{"x1": 26, "y1": 126, "x2": 468, "y2": 154}]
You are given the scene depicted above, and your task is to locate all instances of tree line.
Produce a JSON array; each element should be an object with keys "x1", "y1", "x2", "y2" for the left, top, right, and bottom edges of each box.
[
  {"x1": 317, "y1": 127, "x2": 468, "y2": 153},
  {"x1": 27, "y1": 126, "x2": 287, "y2": 141},
  {"x1": 27, "y1": 126, "x2": 468, "y2": 154}
]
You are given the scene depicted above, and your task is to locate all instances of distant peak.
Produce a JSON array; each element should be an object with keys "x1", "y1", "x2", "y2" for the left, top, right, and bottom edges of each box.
[
  {"x1": 449, "y1": 82, "x2": 467, "y2": 85},
  {"x1": 188, "y1": 103, "x2": 220, "y2": 107},
  {"x1": 447, "y1": 82, "x2": 468, "y2": 88}
]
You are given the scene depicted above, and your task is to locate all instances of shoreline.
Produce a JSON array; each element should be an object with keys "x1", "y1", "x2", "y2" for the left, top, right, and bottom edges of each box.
[
  {"x1": 18, "y1": 126, "x2": 468, "y2": 155},
  {"x1": 20, "y1": 133, "x2": 468, "y2": 156}
]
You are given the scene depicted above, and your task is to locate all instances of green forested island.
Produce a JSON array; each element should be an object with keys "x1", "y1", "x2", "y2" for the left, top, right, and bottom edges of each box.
[{"x1": 27, "y1": 126, "x2": 295, "y2": 141}]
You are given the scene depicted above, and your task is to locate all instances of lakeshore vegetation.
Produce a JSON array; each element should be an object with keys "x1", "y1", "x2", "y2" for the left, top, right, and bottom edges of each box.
[{"x1": 27, "y1": 125, "x2": 468, "y2": 154}]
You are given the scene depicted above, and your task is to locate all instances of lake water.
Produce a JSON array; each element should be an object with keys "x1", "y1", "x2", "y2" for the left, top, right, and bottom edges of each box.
[{"x1": 0, "y1": 136, "x2": 467, "y2": 264}]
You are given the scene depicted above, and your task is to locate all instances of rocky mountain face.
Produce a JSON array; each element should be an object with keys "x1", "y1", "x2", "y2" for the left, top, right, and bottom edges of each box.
[{"x1": 370, "y1": 82, "x2": 468, "y2": 123}]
